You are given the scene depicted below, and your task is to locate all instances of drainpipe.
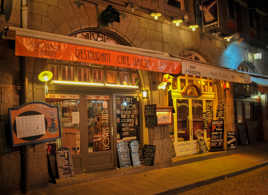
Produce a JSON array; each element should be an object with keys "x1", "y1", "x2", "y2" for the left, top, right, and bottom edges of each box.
[
  {"x1": 20, "y1": 0, "x2": 28, "y2": 193},
  {"x1": 21, "y1": 0, "x2": 28, "y2": 28}
]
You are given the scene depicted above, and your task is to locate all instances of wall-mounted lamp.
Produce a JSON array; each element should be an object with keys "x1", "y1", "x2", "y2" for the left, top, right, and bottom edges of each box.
[
  {"x1": 38, "y1": 71, "x2": 53, "y2": 82},
  {"x1": 158, "y1": 82, "x2": 167, "y2": 90},
  {"x1": 224, "y1": 36, "x2": 232, "y2": 42},
  {"x1": 150, "y1": 12, "x2": 162, "y2": 20},
  {"x1": 141, "y1": 89, "x2": 149, "y2": 99},
  {"x1": 38, "y1": 71, "x2": 53, "y2": 95},
  {"x1": 189, "y1": 25, "x2": 199, "y2": 31},
  {"x1": 172, "y1": 19, "x2": 183, "y2": 27}
]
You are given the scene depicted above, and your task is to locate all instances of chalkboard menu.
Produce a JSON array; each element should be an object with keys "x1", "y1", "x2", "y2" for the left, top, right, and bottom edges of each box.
[
  {"x1": 116, "y1": 96, "x2": 139, "y2": 139},
  {"x1": 227, "y1": 131, "x2": 237, "y2": 150},
  {"x1": 145, "y1": 104, "x2": 157, "y2": 128},
  {"x1": 210, "y1": 120, "x2": 224, "y2": 151},
  {"x1": 129, "y1": 140, "x2": 141, "y2": 167},
  {"x1": 117, "y1": 141, "x2": 131, "y2": 168},
  {"x1": 143, "y1": 144, "x2": 156, "y2": 166}
]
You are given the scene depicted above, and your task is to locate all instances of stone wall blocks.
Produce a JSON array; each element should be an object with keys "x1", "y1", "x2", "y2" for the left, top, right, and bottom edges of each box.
[
  {"x1": 29, "y1": 1, "x2": 49, "y2": 16},
  {"x1": 28, "y1": 12, "x2": 43, "y2": 29},
  {"x1": 56, "y1": 22, "x2": 73, "y2": 35}
]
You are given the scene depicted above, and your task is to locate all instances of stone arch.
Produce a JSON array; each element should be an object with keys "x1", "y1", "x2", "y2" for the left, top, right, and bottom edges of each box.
[
  {"x1": 180, "y1": 50, "x2": 208, "y2": 63},
  {"x1": 70, "y1": 27, "x2": 133, "y2": 46},
  {"x1": 237, "y1": 61, "x2": 256, "y2": 73},
  {"x1": 68, "y1": 27, "x2": 146, "y2": 88}
]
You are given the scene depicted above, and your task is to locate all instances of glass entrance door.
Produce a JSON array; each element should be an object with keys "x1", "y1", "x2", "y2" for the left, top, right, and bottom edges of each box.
[{"x1": 87, "y1": 96, "x2": 111, "y2": 152}]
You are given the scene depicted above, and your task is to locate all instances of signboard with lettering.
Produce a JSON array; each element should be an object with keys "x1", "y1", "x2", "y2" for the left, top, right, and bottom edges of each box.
[
  {"x1": 181, "y1": 60, "x2": 251, "y2": 84},
  {"x1": 15, "y1": 36, "x2": 181, "y2": 75},
  {"x1": 210, "y1": 120, "x2": 224, "y2": 151},
  {"x1": 117, "y1": 141, "x2": 131, "y2": 168},
  {"x1": 8, "y1": 102, "x2": 61, "y2": 147},
  {"x1": 143, "y1": 144, "x2": 156, "y2": 166}
]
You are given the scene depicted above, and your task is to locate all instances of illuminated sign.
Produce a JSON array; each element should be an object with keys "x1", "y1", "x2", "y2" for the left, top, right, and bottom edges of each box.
[{"x1": 15, "y1": 36, "x2": 181, "y2": 74}]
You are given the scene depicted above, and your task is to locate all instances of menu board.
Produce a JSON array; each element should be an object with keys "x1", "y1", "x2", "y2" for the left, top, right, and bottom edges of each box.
[
  {"x1": 227, "y1": 131, "x2": 237, "y2": 150},
  {"x1": 210, "y1": 120, "x2": 224, "y2": 151},
  {"x1": 129, "y1": 140, "x2": 141, "y2": 167},
  {"x1": 143, "y1": 144, "x2": 156, "y2": 166},
  {"x1": 9, "y1": 102, "x2": 61, "y2": 147},
  {"x1": 117, "y1": 141, "x2": 131, "y2": 168},
  {"x1": 16, "y1": 114, "x2": 46, "y2": 138},
  {"x1": 144, "y1": 104, "x2": 157, "y2": 128},
  {"x1": 56, "y1": 149, "x2": 74, "y2": 178},
  {"x1": 116, "y1": 96, "x2": 139, "y2": 139}
]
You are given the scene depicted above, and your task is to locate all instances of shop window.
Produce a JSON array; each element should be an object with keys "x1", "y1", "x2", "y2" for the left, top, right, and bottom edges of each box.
[
  {"x1": 49, "y1": 65, "x2": 58, "y2": 80},
  {"x1": 0, "y1": 0, "x2": 4, "y2": 14},
  {"x1": 192, "y1": 100, "x2": 203, "y2": 140},
  {"x1": 88, "y1": 97, "x2": 111, "y2": 152},
  {"x1": 61, "y1": 65, "x2": 74, "y2": 81},
  {"x1": 106, "y1": 70, "x2": 118, "y2": 84},
  {"x1": 244, "y1": 102, "x2": 251, "y2": 120},
  {"x1": 92, "y1": 69, "x2": 104, "y2": 83},
  {"x1": 131, "y1": 72, "x2": 139, "y2": 86},
  {"x1": 177, "y1": 99, "x2": 189, "y2": 141},
  {"x1": 205, "y1": 100, "x2": 213, "y2": 138},
  {"x1": 47, "y1": 99, "x2": 80, "y2": 155},
  {"x1": 78, "y1": 67, "x2": 91, "y2": 82},
  {"x1": 227, "y1": 0, "x2": 235, "y2": 18},
  {"x1": 202, "y1": 81, "x2": 209, "y2": 92},
  {"x1": 188, "y1": 79, "x2": 193, "y2": 86},
  {"x1": 119, "y1": 72, "x2": 131, "y2": 85},
  {"x1": 116, "y1": 96, "x2": 139, "y2": 140},
  {"x1": 180, "y1": 78, "x2": 186, "y2": 91},
  {"x1": 236, "y1": 101, "x2": 243, "y2": 123},
  {"x1": 168, "y1": 0, "x2": 181, "y2": 8}
]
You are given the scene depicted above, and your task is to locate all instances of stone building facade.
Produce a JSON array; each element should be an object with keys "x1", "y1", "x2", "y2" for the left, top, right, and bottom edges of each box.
[{"x1": 0, "y1": 0, "x2": 267, "y2": 192}]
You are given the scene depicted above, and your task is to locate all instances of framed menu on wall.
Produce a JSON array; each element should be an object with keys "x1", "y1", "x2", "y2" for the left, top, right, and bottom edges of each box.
[
  {"x1": 156, "y1": 107, "x2": 173, "y2": 125},
  {"x1": 9, "y1": 102, "x2": 61, "y2": 147}
]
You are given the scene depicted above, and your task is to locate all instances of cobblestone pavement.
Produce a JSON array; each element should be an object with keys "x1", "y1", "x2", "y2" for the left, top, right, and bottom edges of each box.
[
  {"x1": 12, "y1": 142, "x2": 268, "y2": 195},
  {"x1": 180, "y1": 165, "x2": 268, "y2": 195}
]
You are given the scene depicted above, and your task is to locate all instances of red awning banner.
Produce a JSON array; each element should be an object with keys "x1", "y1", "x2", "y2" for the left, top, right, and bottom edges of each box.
[{"x1": 15, "y1": 35, "x2": 181, "y2": 74}]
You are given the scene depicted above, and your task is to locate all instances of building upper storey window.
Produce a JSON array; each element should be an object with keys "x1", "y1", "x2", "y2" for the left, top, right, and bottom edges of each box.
[
  {"x1": 0, "y1": 0, "x2": 4, "y2": 14},
  {"x1": 168, "y1": 0, "x2": 181, "y2": 8}
]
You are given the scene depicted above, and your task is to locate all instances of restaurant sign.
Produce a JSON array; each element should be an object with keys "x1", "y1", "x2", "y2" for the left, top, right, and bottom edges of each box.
[
  {"x1": 182, "y1": 60, "x2": 251, "y2": 84},
  {"x1": 15, "y1": 35, "x2": 181, "y2": 74}
]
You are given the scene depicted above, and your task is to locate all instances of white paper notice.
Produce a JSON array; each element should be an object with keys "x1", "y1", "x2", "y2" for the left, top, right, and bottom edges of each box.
[
  {"x1": 72, "y1": 112, "x2": 80, "y2": 124},
  {"x1": 16, "y1": 115, "x2": 46, "y2": 138}
]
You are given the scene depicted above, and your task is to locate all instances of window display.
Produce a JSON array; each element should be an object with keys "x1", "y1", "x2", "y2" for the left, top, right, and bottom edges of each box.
[
  {"x1": 177, "y1": 99, "x2": 189, "y2": 141},
  {"x1": 116, "y1": 96, "x2": 139, "y2": 140},
  {"x1": 47, "y1": 98, "x2": 80, "y2": 155}
]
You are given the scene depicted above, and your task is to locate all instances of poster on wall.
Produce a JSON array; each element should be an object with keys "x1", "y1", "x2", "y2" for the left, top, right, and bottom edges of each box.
[{"x1": 9, "y1": 102, "x2": 61, "y2": 147}]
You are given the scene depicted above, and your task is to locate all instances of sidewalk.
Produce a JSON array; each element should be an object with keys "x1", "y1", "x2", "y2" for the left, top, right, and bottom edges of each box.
[{"x1": 15, "y1": 142, "x2": 268, "y2": 195}]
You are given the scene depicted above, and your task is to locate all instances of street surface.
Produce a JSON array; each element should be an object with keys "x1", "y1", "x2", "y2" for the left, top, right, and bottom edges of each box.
[{"x1": 181, "y1": 166, "x2": 268, "y2": 195}]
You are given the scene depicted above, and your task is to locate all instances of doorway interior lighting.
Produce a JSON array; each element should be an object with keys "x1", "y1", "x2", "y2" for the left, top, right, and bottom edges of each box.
[
  {"x1": 141, "y1": 89, "x2": 149, "y2": 99},
  {"x1": 51, "y1": 80, "x2": 138, "y2": 89},
  {"x1": 150, "y1": 12, "x2": 162, "y2": 20},
  {"x1": 172, "y1": 19, "x2": 183, "y2": 27},
  {"x1": 189, "y1": 25, "x2": 199, "y2": 31}
]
